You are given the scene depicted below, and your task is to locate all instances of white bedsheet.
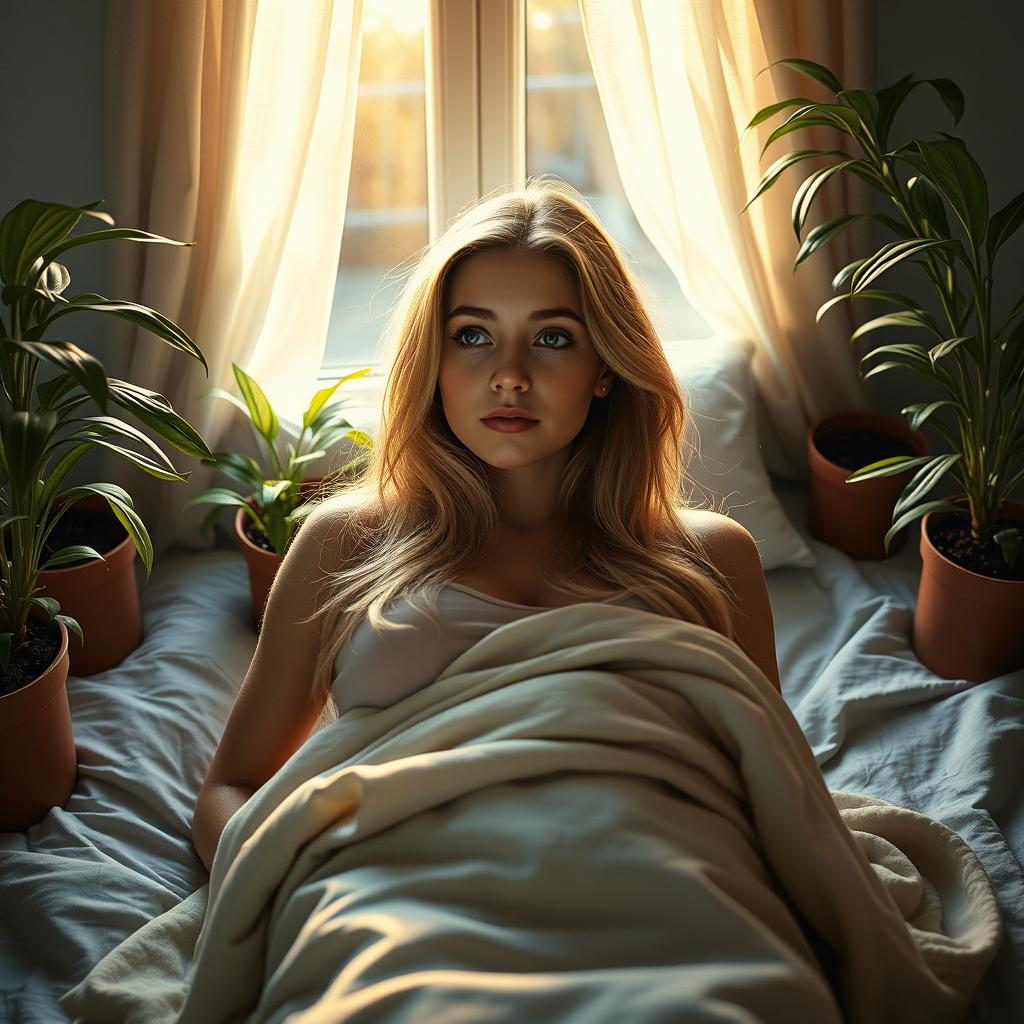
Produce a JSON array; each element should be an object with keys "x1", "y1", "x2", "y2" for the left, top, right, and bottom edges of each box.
[{"x1": 0, "y1": 478, "x2": 1020, "y2": 1022}]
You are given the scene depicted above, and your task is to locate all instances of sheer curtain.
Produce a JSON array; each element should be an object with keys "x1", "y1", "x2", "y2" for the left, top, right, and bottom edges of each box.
[
  {"x1": 102, "y1": 0, "x2": 364, "y2": 559},
  {"x1": 579, "y1": 0, "x2": 876, "y2": 480}
]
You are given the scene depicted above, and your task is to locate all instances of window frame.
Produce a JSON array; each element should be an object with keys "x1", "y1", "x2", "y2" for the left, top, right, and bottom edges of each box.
[{"x1": 316, "y1": 0, "x2": 525, "y2": 400}]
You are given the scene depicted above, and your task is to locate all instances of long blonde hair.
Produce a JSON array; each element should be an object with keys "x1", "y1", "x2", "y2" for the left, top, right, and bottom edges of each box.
[{"x1": 300, "y1": 176, "x2": 740, "y2": 730}]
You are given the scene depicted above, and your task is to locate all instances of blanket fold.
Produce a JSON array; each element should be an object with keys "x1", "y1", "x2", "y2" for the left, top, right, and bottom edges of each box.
[{"x1": 60, "y1": 604, "x2": 1001, "y2": 1023}]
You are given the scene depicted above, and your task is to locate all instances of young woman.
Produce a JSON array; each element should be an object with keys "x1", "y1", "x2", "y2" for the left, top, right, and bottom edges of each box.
[{"x1": 192, "y1": 177, "x2": 781, "y2": 873}]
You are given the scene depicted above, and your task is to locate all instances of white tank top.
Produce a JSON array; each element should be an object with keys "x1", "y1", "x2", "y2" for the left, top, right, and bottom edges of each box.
[{"x1": 331, "y1": 582, "x2": 653, "y2": 714}]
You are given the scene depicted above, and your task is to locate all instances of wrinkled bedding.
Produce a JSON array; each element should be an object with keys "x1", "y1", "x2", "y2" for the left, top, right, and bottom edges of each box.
[
  {"x1": 2, "y1": 475, "x2": 1022, "y2": 1023},
  {"x1": 57, "y1": 603, "x2": 1000, "y2": 1024}
]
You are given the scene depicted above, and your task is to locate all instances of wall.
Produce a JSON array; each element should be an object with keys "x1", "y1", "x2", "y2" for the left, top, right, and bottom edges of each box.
[
  {"x1": 864, "y1": 0, "x2": 1024, "y2": 446},
  {"x1": 0, "y1": 0, "x2": 112, "y2": 487}
]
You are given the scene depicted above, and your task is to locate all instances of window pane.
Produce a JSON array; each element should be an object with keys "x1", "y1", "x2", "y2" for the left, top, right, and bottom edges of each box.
[
  {"x1": 322, "y1": 0, "x2": 429, "y2": 379},
  {"x1": 526, "y1": 0, "x2": 712, "y2": 343}
]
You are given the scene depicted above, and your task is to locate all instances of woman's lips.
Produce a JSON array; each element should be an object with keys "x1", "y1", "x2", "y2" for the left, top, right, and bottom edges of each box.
[{"x1": 481, "y1": 417, "x2": 539, "y2": 433}]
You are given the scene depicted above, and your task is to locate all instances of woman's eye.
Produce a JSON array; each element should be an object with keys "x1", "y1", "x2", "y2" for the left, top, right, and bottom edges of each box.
[
  {"x1": 450, "y1": 327, "x2": 574, "y2": 349},
  {"x1": 451, "y1": 327, "x2": 485, "y2": 348},
  {"x1": 537, "y1": 329, "x2": 573, "y2": 349}
]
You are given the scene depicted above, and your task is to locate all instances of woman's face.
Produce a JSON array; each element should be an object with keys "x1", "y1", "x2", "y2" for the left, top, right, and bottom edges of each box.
[{"x1": 437, "y1": 248, "x2": 614, "y2": 472}]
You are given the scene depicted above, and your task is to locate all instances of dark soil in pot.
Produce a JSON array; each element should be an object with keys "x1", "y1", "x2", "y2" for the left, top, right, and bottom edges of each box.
[
  {"x1": 243, "y1": 517, "x2": 277, "y2": 554},
  {"x1": 43, "y1": 506, "x2": 128, "y2": 565},
  {"x1": 816, "y1": 427, "x2": 917, "y2": 471},
  {"x1": 0, "y1": 616, "x2": 62, "y2": 698},
  {"x1": 2, "y1": 505, "x2": 128, "y2": 566},
  {"x1": 927, "y1": 509, "x2": 1024, "y2": 582}
]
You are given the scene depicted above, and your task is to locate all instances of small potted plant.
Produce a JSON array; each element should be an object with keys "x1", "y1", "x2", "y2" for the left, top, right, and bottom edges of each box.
[
  {"x1": 186, "y1": 362, "x2": 374, "y2": 630},
  {"x1": 0, "y1": 199, "x2": 214, "y2": 830},
  {"x1": 806, "y1": 410, "x2": 929, "y2": 560},
  {"x1": 746, "y1": 57, "x2": 1024, "y2": 680}
]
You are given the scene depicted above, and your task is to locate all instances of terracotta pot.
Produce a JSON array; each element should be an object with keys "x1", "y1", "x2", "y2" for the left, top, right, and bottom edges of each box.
[
  {"x1": 913, "y1": 495, "x2": 1024, "y2": 681},
  {"x1": 0, "y1": 615, "x2": 75, "y2": 832},
  {"x1": 235, "y1": 477, "x2": 327, "y2": 632},
  {"x1": 807, "y1": 411, "x2": 930, "y2": 560},
  {"x1": 35, "y1": 494, "x2": 143, "y2": 676}
]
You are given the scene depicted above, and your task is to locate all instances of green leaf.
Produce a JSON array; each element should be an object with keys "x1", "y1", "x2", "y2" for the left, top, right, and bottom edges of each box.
[
  {"x1": 39, "y1": 294, "x2": 208, "y2": 373},
  {"x1": 761, "y1": 58, "x2": 843, "y2": 95},
  {"x1": 342, "y1": 428, "x2": 374, "y2": 450},
  {"x1": 182, "y1": 486, "x2": 252, "y2": 514},
  {"x1": 290, "y1": 450, "x2": 327, "y2": 468},
  {"x1": 874, "y1": 73, "x2": 917, "y2": 152},
  {"x1": 794, "y1": 214, "x2": 872, "y2": 269},
  {"x1": 850, "y1": 309, "x2": 942, "y2": 343},
  {"x1": 844, "y1": 160, "x2": 896, "y2": 196},
  {"x1": 901, "y1": 399, "x2": 955, "y2": 432},
  {"x1": 875, "y1": 75, "x2": 964, "y2": 152},
  {"x1": 301, "y1": 367, "x2": 371, "y2": 432},
  {"x1": 41, "y1": 226, "x2": 193, "y2": 264},
  {"x1": 0, "y1": 409, "x2": 57, "y2": 486},
  {"x1": 232, "y1": 363, "x2": 278, "y2": 444},
  {"x1": 906, "y1": 175, "x2": 952, "y2": 239},
  {"x1": 106, "y1": 378, "x2": 214, "y2": 461},
  {"x1": 745, "y1": 149, "x2": 849, "y2": 213},
  {"x1": 893, "y1": 454, "x2": 962, "y2": 518},
  {"x1": 196, "y1": 385, "x2": 249, "y2": 418},
  {"x1": 845, "y1": 454, "x2": 933, "y2": 482},
  {"x1": 883, "y1": 500, "x2": 965, "y2": 554},
  {"x1": 36, "y1": 374, "x2": 78, "y2": 412},
  {"x1": 987, "y1": 189, "x2": 1024, "y2": 263},
  {"x1": 817, "y1": 289, "x2": 921, "y2": 323},
  {"x1": 760, "y1": 107, "x2": 863, "y2": 157},
  {"x1": 29, "y1": 596, "x2": 61, "y2": 618},
  {"x1": 928, "y1": 335, "x2": 975, "y2": 365},
  {"x1": 743, "y1": 97, "x2": 817, "y2": 133},
  {"x1": 914, "y1": 136, "x2": 989, "y2": 248},
  {"x1": 0, "y1": 199, "x2": 112, "y2": 286},
  {"x1": 85, "y1": 438, "x2": 189, "y2": 482},
  {"x1": 71, "y1": 414, "x2": 177, "y2": 472},
  {"x1": 836, "y1": 89, "x2": 879, "y2": 138},
  {"x1": 53, "y1": 613, "x2": 83, "y2": 644},
  {"x1": 925, "y1": 78, "x2": 965, "y2": 125},
  {"x1": 791, "y1": 160, "x2": 856, "y2": 238},
  {"x1": 260, "y1": 479, "x2": 294, "y2": 509},
  {"x1": 1, "y1": 336, "x2": 109, "y2": 412},
  {"x1": 53, "y1": 483, "x2": 153, "y2": 581},
  {"x1": 207, "y1": 451, "x2": 264, "y2": 490},
  {"x1": 833, "y1": 257, "x2": 867, "y2": 291},
  {"x1": 851, "y1": 237, "x2": 957, "y2": 293},
  {"x1": 41, "y1": 545, "x2": 106, "y2": 570}
]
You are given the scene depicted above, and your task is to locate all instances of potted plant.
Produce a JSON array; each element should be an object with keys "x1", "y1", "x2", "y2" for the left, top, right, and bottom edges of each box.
[
  {"x1": 746, "y1": 57, "x2": 1024, "y2": 680},
  {"x1": 186, "y1": 362, "x2": 374, "y2": 630},
  {"x1": 806, "y1": 410, "x2": 929, "y2": 560},
  {"x1": 0, "y1": 198, "x2": 214, "y2": 830}
]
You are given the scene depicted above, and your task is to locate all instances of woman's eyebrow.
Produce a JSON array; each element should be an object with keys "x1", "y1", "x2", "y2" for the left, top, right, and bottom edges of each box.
[{"x1": 445, "y1": 305, "x2": 585, "y2": 326}]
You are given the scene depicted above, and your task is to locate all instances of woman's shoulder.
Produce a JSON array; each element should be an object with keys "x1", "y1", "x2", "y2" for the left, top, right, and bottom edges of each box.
[
  {"x1": 676, "y1": 506, "x2": 749, "y2": 545},
  {"x1": 295, "y1": 491, "x2": 379, "y2": 567}
]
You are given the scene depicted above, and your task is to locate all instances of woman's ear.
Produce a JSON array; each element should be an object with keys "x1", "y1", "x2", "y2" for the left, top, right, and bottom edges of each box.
[{"x1": 595, "y1": 365, "x2": 615, "y2": 395}]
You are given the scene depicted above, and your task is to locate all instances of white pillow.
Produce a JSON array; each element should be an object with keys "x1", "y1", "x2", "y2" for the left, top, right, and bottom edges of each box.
[{"x1": 665, "y1": 336, "x2": 816, "y2": 571}]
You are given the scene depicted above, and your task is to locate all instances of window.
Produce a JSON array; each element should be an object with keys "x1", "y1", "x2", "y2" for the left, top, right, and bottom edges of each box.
[
  {"x1": 319, "y1": 0, "x2": 710, "y2": 410},
  {"x1": 323, "y1": 0, "x2": 429, "y2": 384}
]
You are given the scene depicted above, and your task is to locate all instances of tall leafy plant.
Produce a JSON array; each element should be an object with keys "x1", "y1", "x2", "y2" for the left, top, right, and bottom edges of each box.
[
  {"x1": 0, "y1": 199, "x2": 214, "y2": 672},
  {"x1": 745, "y1": 58, "x2": 1023, "y2": 567}
]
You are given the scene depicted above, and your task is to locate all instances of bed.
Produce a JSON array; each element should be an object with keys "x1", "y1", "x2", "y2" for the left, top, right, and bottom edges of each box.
[{"x1": 0, "y1": 469, "x2": 1019, "y2": 1023}]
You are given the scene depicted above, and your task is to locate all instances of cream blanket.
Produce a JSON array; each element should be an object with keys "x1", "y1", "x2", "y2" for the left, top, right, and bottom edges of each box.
[{"x1": 60, "y1": 604, "x2": 1001, "y2": 1023}]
